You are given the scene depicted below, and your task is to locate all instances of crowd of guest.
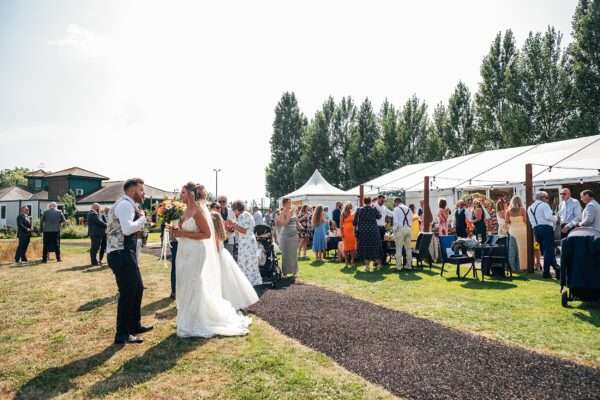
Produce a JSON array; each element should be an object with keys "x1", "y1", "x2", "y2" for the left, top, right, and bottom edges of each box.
[{"x1": 272, "y1": 187, "x2": 599, "y2": 280}]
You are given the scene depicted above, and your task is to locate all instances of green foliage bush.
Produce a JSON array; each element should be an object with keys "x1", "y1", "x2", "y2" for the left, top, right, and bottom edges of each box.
[{"x1": 60, "y1": 224, "x2": 88, "y2": 239}]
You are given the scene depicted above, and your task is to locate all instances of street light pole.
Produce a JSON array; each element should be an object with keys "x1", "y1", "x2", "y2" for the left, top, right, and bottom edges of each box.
[{"x1": 213, "y1": 168, "x2": 221, "y2": 199}]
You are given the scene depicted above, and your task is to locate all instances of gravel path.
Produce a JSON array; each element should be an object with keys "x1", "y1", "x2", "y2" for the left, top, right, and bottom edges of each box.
[{"x1": 249, "y1": 283, "x2": 600, "y2": 400}]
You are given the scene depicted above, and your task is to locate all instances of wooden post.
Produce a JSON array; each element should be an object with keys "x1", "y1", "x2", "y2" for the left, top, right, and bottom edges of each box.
[
  {"x1": 424, "y1": 176, "x2": 432, "y2": 232},
  {"x1": 359, "y1": 185, "x2": 364, "y2": 207},
  {"x1": 525, "y1": 163, "x2": 534, "y2": 273}
]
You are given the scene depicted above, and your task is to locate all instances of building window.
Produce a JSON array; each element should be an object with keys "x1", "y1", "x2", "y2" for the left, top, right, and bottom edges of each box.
[
  {"x1": 75, "y1": 188, "x2": 84, "y2": 196},
  {"x1": 34, "y1": 179, "x2": 42, "y2": 190},
  {"x1": 0, "y1": 205, "x2": 5, "y2": 219}
]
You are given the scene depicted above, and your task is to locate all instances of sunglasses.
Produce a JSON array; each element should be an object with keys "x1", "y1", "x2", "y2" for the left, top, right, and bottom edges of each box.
[{"x1": 218, "y1": 200, "x2": 226, "y2": 204}]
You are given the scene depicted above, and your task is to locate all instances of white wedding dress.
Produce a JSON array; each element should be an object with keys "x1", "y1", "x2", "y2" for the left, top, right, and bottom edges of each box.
[
  {"x1": 176, "y1": 205, "x2": 252, "y2": 338},
  {"x1": 218, "y1": 241, "x2": 259, "y2": 310}
]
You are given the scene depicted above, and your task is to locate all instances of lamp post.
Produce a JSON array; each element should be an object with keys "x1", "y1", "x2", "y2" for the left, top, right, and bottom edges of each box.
[{"x1": 213, "y1": 168, "x2": 221, "y2": 199}]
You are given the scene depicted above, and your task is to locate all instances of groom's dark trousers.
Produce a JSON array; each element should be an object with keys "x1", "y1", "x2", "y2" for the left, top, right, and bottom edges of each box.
[{"x1": 107, "y1": 234, "x2": 144, "y2": 341}]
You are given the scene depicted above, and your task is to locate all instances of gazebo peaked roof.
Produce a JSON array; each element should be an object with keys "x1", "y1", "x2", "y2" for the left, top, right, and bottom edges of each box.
[{"x1": 284, "y1": 170, "x2": 350, "y2": 198}]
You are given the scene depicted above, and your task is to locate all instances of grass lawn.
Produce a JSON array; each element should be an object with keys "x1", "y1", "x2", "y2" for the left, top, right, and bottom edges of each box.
[
  {"x1": 298, "y1": 255, "x2": 600, "y2": 368},
  {"x1": 0, "y1": 246, "x2": 395, "y2": 400}
]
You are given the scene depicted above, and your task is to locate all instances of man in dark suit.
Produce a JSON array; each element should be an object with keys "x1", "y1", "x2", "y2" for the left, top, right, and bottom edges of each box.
[
  {"x1": 88, "y1": 203, "x2": 107, "y2": 266},
  {"x1": 14, "y1": 206, "x2": 32, "y2": 263},
  {"x1": 40, "y1": 202, "x2": 66, "y2": 263}
]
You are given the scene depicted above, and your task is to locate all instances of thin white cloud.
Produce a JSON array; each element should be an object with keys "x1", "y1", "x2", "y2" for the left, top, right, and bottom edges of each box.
[{"x1": 48, "y1": 24, "x2": 110, "y2": 58}]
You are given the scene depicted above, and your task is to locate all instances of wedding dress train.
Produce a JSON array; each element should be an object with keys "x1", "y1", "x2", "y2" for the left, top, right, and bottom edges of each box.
[
  {"x1": 176, "y1": 207, "x2": 251, "y2": 338},
  {"x1": 218, "y1": 243, "x2": 259, "y2": 310}
]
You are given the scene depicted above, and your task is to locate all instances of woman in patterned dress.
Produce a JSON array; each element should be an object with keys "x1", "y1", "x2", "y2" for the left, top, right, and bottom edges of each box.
[
  {"x1": 353, "y1": 197, "x2": 382, "y2": 272},
  {"x1": 296, "y1": 205, "x2": 309, "y2": 258},
  {"x1": 230, "y1": 201, "x2": 263, "y2": 286}
]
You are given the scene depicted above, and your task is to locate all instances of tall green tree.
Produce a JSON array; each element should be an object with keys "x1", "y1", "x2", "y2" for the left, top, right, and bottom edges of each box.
[
  {"x1": 347, "y1": 98, "x2": 382, "y2": 186},
  {"x1": 329, "y1": 96, "x2": 357, "y2": 189},
  {"x1": 568, "y1": 0, "x2": 600, "y2": 135},
  {"x1": 425, "y1": 102, "x2": 449, "y2": 160},
  {"x1": 447, "y1": 81, "x2": 478, "y2": 156},
  {"x1": 398, "y1": 95, "x2": 429, "y2": 164},
  {"x1": 294, "y1": 109, "x2": 332, "y2": 185},
  {"x1": 265, "y1": 92, "x2": 307, "y2": 199},
  {"x1": 60, "y1": 190, "x2": 77, "y2": 220},
  {"x1": 521, "y1": 27, "x2": 572, "y2": 142},
  {"x1": 0, "y1": 167, "x2": 30, "y2": 187},
  {"x1": 379, "y1": 99, "x2": 402, "y2": 172},
  {"x1": 475, "y1": 30, "x2": 529, "y2": 148}
]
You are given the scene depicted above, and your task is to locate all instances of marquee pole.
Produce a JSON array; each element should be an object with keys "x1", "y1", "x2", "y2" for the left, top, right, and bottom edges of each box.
[
  {"x1": 359, "y1": 185, "x2": 364, "y2": 207},
  {"x1": 525, "y1": 163, "x2": 534, "y2": 273},
  {"x1": 424, "y1": 176, "x2": 432, "y2": 232}
]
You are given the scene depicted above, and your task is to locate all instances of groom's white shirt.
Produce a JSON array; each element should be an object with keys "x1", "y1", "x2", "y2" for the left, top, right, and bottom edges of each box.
[{"x1": 114, "y1": 195, "x2": 146, "y2": 236}]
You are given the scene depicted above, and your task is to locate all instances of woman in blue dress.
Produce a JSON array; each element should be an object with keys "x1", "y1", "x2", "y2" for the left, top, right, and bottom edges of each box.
[{"x1": 311, "y1": 205, "x2": 328, "y2": 261}]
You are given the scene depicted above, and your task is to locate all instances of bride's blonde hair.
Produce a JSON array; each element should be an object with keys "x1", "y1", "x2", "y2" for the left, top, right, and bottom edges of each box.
[
  {"x1": 183, "y1": 182, "x2": 207, "y2": 201},
  {"x1": 211, "y1": 212, "x2": 227, "y2": 242}
]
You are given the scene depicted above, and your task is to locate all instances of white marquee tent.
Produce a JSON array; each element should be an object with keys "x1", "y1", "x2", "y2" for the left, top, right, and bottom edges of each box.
[
  {"x1": 347, "y1": 135, "x2": 600, "y2": 215},
  {"x1": 280, "y1": 170, "x2": 358, "y2": 212}
]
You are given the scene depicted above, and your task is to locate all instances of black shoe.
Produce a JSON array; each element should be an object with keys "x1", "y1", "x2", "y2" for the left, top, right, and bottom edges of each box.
[
  {"x1": 57, "y1": 258, "x2": 62, "y2": 262},
  {"x1": 114, "y1": 335, "x2": 144, "y2": 344},
  {"x1": 42, "y1": 259, "x2": 48, "y2": 263},
  {"x1": 170, "y1": 293, "x2": 176, "y2": 300},
  {"x1": 542, "y1": 273, "x2": 551, "y2": 279},
  {"x1": 91, "y1": 262, "x2": 99, "y2": 267},
  {"x1": 22, "y1": 258, "x2": 28, "y2": 262},
  {"x1": 131, "y1": 325, "x2": 153, "y2": 335}
]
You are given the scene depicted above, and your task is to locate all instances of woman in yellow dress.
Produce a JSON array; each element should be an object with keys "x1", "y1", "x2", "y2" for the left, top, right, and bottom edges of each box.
[
  {"x1": 409, "y1": 204, "x2": 420, "y2": 248},
  {"x1": 506, "y1": 195, "x2": 527, "y2": 271}
]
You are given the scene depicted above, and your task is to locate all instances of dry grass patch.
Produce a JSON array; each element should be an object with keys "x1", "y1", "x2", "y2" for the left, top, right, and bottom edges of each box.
[{"x1": 0, "y1": 245, "x2": 396, "y2": 400}]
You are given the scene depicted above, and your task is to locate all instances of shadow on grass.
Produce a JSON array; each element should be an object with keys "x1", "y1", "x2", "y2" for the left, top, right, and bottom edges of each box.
[
  {"x1": 9, "y1": 260, "x2": 45, "y2": 268},
  {"x1": 141, "y1": 297, "x2": 174, "y2": 316},
  {"x1": 77, "y1": 295, "x2": 117, "y2": 312},
  {"x1": 398, "y1": 271, "x2": 423, "y2": 281},
  {"x1": 461, "y1": 280, "x2": 517, "y2": 290},
  {"x1": 56, "y1": 264, "x2": 91, "y2": 273},
  {"x1": 155, "y1": 307, "x2": 177, "y2": 320},
  {"x1": 83, "y1": 265, "x2": 110, "y2": 273},
  {"x1": 309, "y1": 260, "x2": 326, "y2": 267},
  {"x1": 16, "y1": 345, "x2": 121, "y2": 399},
  {"x1": 88, "y1": 334, "x2": 206, "y2": 397},
  {"x1": 572, "y1": 302, "x2": 600, "y2": 327},
  {"x1": 353, "y1": 268, "x2": 386, "y2": 283}
]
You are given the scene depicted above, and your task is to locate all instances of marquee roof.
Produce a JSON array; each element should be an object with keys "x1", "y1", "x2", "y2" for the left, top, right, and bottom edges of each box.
[{"x1": 348, "y1": 135, "x2": 600, "y2": 195}]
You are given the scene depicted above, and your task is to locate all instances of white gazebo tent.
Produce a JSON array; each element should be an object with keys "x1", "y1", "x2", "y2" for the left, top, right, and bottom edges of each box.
[{"x1": 280, "y1": 170, "x2": 358, "y2": 213}]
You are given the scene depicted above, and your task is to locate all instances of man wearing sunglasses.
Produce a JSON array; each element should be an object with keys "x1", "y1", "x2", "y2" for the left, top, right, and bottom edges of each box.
[
  {"x1": 218, "y1": 195, "x2": 236, "y2": 256},
  {"x1": 559, "y1": 188, "x2": 582, "y2": 238}
]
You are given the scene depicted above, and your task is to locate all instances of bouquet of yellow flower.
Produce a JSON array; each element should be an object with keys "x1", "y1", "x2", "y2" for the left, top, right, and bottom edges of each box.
[{"x1": 157, "y1": 199, "x2": 186, "y2": 226}]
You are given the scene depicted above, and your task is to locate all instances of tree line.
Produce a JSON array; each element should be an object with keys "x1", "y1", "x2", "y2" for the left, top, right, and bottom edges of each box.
[{"x1": 266, "y1": 0, "x2": 600, "y2": 200}]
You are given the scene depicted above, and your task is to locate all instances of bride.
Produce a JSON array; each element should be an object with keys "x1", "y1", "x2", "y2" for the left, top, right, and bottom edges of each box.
[{"x1": 168, "y1": 182, "x2": 251, "y2": 338}]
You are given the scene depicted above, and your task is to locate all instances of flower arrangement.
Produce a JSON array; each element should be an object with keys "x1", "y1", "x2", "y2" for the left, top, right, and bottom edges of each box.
[{"x1": 156, "y1": 199, "x2": 186, "y2": 225}]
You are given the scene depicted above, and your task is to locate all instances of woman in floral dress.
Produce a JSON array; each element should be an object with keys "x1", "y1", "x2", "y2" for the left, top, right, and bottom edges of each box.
[{"x1": 231, "y1": 201, "x2": 263, "y2": 286}]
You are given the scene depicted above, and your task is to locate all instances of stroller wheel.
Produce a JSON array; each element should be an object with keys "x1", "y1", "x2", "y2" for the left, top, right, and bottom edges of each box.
[{"x1": 561, "y1": 290, "x2": 569, "y2": 308}]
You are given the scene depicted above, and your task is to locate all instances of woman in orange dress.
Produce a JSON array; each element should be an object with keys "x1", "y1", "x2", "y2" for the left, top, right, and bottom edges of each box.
[{"x1": 340, "y1": 202, "x2": 357, "y2": 268}]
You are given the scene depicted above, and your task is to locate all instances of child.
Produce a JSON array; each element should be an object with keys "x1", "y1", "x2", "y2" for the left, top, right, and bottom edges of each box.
[{"x1": 211, "y1": 212, "x2": 259, "y2": 310}]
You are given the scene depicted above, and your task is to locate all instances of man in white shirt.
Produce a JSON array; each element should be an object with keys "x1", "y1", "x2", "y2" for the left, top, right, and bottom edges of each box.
[
  {"x1": 559, "y1": 187, "x2": 582, "y2": 237},
  {"x1": 106, "y1": 178, "x2": 153, "y2": 344},
  {"x1": 393, "y1": 198, "x2": 413, "y2": 270},
  {"x1": 253, "y1": 207, "x2": 264, "y2": 226},
  {"x1": 578, "y1": 190, "x2": 600, "y2": 232},
  {"x1": 528, "y1": 191, "x2": 558, "y2": 279},
  {"x1": 373, "y1": 195, "x2": 394, "y2": 265}
]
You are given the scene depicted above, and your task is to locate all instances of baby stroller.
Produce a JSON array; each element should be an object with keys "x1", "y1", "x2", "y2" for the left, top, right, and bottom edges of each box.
[
  {"x1": 255, "y1": 224, "x2": 282, "y2": 288},
  {"x1": 560, "y1": 228, "x2": 600, "y2": 307}
]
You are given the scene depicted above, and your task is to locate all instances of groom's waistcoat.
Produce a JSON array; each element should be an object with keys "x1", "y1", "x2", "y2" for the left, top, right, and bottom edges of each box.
[{"x1": 106, "y1": 196, "x2": 140, "y2": 255}]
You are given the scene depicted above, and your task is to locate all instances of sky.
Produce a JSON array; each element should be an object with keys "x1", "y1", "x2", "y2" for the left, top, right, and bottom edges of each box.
[{"x1": 0, "y1": 0, "x2": 579, "y2": 203}]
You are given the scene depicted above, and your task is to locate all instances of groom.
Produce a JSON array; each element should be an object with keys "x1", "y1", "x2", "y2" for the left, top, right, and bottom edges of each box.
[{"x1": 106, "y1": 178, "x2": 153, "y2": 344}]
